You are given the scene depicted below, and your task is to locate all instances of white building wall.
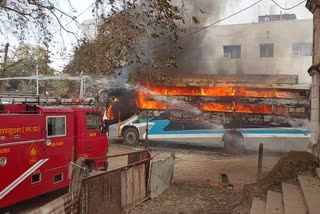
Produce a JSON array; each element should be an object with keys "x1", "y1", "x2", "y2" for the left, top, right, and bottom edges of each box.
[
  {"x1": 81, "y1": 19, "x2": 97, "y2": 40},
  {"x1": 175, "y1": 19, "x2": 313, "y2": 83}
]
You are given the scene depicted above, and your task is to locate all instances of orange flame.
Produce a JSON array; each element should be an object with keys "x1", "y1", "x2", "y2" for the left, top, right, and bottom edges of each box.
[
  {"x1": 136, "y1": 81, "x2": 303, "y2": 114},
  {"x1": 201, "y1": 84, "x2": 236, "y2": 97},
  {"x1": 168, "y1": 87, "x2": 201, "y2": 96},
  {"x1": 107, "y1": 97, "x2": 120, "y2": 121},
  {"x1": 200, "y1": 103, "x2": 274, "y2": 114},
  {"x1": 237, "y1": 88, "x2": 275, "y2": 98},
  {"x1": 107, "y1": 105, "x2": 114, "y2": 120},
  {"x1": 136, "y1": 89, "x2": 166, "y2": 110}
]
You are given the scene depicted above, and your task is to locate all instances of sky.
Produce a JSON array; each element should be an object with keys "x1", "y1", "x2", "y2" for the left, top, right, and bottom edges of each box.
[
  {"x1": 0, "y1": 0, "x2": 314, "y2": 72},
  {"x1": 222, "y1": 0, "x2": 312, "y2": 24}
]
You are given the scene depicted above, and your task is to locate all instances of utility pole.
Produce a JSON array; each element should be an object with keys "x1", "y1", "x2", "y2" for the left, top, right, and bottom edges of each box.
[
  {"x1": 44, "y1": 44, "x2": 49, "y2": 96},
  {"x1": 45, "y1": 45, "x2": 49, "y2": 74},
  {"x1": 36, "y1": 63, "x2": 39, "y2": 96},
  {"x1": 285, "y1": 1, "x2": 287, "y2": 14},
  {"x1": 2, "y1": 43, "x2": 9, "y2": 77},
  {"x1": 80, "y1": 71, "x2": 84, "y2": 98}
]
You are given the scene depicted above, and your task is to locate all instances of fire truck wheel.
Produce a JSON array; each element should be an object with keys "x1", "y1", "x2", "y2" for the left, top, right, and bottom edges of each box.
[
  {"x1": 223, "y1": 131, "x2": 245, "y2": 155},
  {"x1": 123, "y1": 127, "x2": 139, "y2": 146}
]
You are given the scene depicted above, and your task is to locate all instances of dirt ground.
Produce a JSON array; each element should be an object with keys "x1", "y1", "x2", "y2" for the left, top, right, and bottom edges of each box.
[
  {"x1": 108, "y1": 143, "x2": 282, "y2": 214},
  {"x1": 6, "y1": 143, "x2": 281, "y2": 214}
]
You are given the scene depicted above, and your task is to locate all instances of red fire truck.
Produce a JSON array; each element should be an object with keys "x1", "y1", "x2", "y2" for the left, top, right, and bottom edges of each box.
[{"x1": 0, "y1": 95, "x2": 108, "y2": 209}]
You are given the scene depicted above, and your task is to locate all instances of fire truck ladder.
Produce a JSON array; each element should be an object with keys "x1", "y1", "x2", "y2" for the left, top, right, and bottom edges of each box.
[{"x1": 0, "y1": 94, "x2": 95, "y2": 105}]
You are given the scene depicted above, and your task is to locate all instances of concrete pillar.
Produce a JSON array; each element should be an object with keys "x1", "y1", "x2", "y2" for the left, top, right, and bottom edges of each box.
[
  {"x1": 309, "y1": 70, "x2": 320, "y2": 156},
  {"x1": 306, "y1": 0, "x2": 320, "y2": 156},
  {"x1": 313, "y1": 9, "x2": 320, "y2": 63}
]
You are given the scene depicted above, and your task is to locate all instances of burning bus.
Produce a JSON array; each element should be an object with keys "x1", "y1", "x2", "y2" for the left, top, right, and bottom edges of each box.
[{"x1": 107, "y1": 74, "x2": 311, "y2": 153}]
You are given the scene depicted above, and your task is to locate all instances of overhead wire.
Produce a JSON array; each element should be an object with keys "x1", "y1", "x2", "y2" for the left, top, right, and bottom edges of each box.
[
  {"x1": 52, "y1": 2, "x2": 96, "y2": 35},
  {"x1": 148, "y1": 0, "x2": 264, "y2": 50},
  {"x1": 50, "y1": 2, "x2": 97, "y2": 63},
  {"x1": 270, "y1": 0, "x2": 307, "y2": 10},
  {"x1": 148, "y1": 0, "x2": 308, "y2": 51},
  {"x1": 54, "y1": 0, "x2": 309, "y2": 65},
  {"x1": 215, "y1": 25, "x2": 253, "y2": 37},
  {"x1": 56, "y1": 0, "x2": 269, "y2": 66}
]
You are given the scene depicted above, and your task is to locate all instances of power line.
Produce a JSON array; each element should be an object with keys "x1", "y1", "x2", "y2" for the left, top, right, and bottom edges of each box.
[
  {"x1": 149, "y1": 0, "x2": 308, "y2": 50},
  {"x1": 61, "y1": 0, "x2": 308, "y2": 66},
  {"x1": 52, "y1": 2, "x2": 96, "y2": 35},
  {"x1": 149, "y1": 0, "x2": 264, "y2": 50},
  {"x1": 61, "y1": 0, "x2": 266, "y2": 65},
  {"x1": 50, "y1": 3, "x2": 96, "y2": 63},
  {"x1": 180, "y1": 0, "x2": 264, "y2": 40},
  {"x1": 215, "y1": 25, "x2": 253, "y2": 37},
  {"x1": 270, "y1": 0, "x2": 307, "y2": 10}
]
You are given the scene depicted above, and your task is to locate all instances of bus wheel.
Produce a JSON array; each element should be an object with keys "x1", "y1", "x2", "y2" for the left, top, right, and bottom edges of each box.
[
  {"x1": 123, "y1": 128, "x2": 139, "y2": 146},
  {"x1": 223, "y1": 131, "x2": 245, "y2": 155}
]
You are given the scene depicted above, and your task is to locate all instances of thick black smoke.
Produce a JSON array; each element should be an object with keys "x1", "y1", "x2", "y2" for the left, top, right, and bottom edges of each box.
[{"x1": 170, "y1": 0, "x2": 244, "y2": 75}]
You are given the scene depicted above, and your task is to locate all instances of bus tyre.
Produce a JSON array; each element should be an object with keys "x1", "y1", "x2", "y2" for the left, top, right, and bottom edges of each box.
[
  {"x1": 223, "y1": 131, "x2": 245, "y2": 155},
  {"x1": 123, "y1": 128, "x2": 139, "y2": 146}
]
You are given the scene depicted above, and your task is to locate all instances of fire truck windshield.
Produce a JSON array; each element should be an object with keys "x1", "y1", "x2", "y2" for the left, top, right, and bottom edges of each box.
[{"x1": 86, "y1": 113, "x2": 101, "y2": 130}]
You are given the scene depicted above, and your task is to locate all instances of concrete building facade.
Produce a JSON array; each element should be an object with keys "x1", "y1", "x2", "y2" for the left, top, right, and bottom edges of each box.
[
  {"x1": 81, "y1": 19, "x2": 97, "y2": 40},
  {"x1": 175, "y1": 18, "x2": 313, "y2": 84}
]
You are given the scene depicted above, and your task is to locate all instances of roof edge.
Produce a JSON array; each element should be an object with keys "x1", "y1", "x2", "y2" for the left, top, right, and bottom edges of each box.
[{"x1": 306, "y1": 0, "x2": 320, "y2": 14}]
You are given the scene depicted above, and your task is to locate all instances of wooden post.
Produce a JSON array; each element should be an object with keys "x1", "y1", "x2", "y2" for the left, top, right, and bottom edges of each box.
[
  {"x1": 257, "y1": 143, "x2": 263, "y2": 181},
  {"x1": 145, "y1": 109, "x2": 149, "y2": 149}
]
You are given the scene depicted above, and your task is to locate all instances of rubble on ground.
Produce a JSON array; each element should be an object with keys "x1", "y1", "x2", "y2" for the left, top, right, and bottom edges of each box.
[{"x1": 242, "y1": 151, "x2": 318, "y2": 206}]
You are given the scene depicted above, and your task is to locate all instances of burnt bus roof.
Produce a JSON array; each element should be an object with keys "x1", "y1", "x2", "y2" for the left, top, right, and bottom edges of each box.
[{"x1": 158, "y1": 74, "x2": 305, "y2": 87}]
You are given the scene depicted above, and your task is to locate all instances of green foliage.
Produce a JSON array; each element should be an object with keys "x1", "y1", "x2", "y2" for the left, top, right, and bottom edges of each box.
[
  {"x1": 1, "y1": 43, "x2": 81, "y2": 97},
  {"x1": 7, "y1": 44, "x2": 52, "y2": 75},
  {"x1": 49, "y1": 80, "x2": 79, "y2": 98},
  {"x1": 2, "y1": 44, "x2": 52, "y2": 93}
]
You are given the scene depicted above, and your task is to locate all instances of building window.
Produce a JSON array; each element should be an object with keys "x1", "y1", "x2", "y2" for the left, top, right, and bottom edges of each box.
[
  {"x1": 192, "y1": 49, "x2": 203, "y2": 60},
  {"x1": 86, "y1": 113, "x2": 101, "y2": 130},
  {"x1": 223, "y1": 45, "x2": 241, "y2": 59},
  {"x1": 292, "y1": 42, "x2": 312, "y2": 56},
  {"x1": 260, "y1": 44, "x2": 273, "y2": 57},
  {"x1": 47, "y1": 116, "x2": 66, "y2": 137}
]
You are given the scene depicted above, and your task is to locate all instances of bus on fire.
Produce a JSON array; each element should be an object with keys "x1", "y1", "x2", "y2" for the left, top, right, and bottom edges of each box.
[{"x1": 104, "y1": 74, "x2": 311, "y2": 153}]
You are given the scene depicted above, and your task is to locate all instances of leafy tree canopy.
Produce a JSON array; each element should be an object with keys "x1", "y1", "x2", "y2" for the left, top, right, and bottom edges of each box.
[
  {"x1": 65, "y1": 0, "x2": 191, "y2": 83},
  {"x1": 1, "y1": 43, "x2": 53, "y2": 93},
  {"x1": 0, "y1": 43, "x2": 82, "y2": 97}
]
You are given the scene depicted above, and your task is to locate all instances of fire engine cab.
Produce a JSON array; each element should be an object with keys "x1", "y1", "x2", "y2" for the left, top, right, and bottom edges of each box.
[{"x1": 0, "y1": 95, "x2": 108, "y2": 209}]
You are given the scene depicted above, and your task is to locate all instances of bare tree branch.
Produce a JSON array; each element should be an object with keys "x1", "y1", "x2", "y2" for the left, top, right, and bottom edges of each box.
[
  {"x1": 0, "y1": 0, "x2": 85, "y2": 44},
  {"x1": 65, "y1": 0, "x2": 185, "y2": 83},
  {"x1": 3, "y1": 5, "x2": 31, "y2": 18},
  {"x1": 50, "y1": 10, "x2": 80, "y2": 40}
]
